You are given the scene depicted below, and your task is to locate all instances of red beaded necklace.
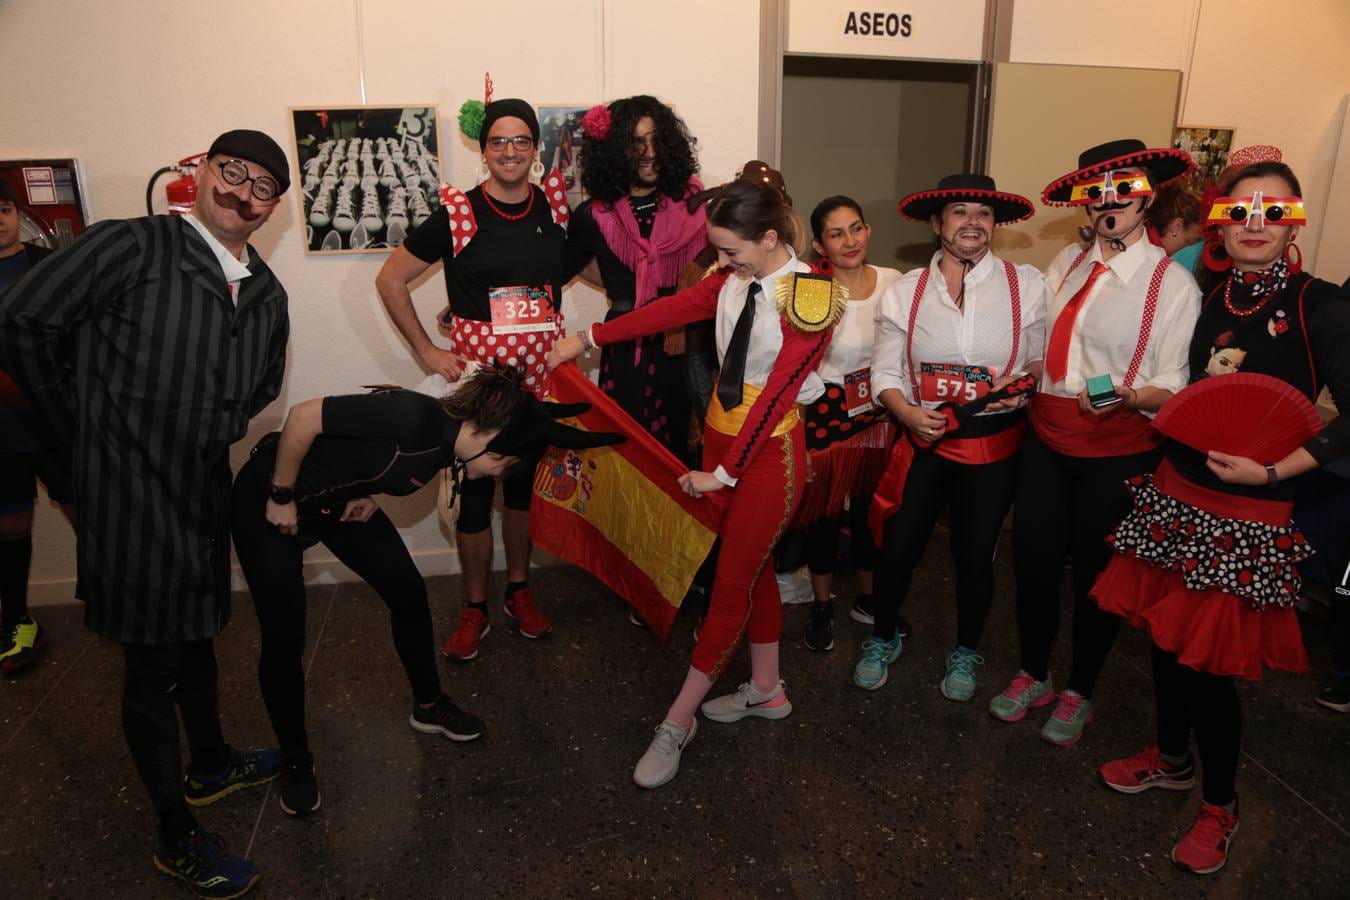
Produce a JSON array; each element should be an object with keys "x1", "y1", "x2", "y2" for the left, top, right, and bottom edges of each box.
[
  {"x1": 482, "y1": 186, "x2": 535, "y2": 222},
  {"x1": 1222, "y1": 274, "x2": 1275, "y2": 319}
]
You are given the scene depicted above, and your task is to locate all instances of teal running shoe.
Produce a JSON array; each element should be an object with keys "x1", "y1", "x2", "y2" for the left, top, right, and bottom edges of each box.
[
  {"x1": 1040, "y1": 689, "x2": 1094, "y2": 747},
  {"x1": 940, "y1": 646, "x2": 984, "y2": 701},
  {"x1": 852, "y1": 634, "x2": 902, "y2": 690},
  {"x1": 988, "y1": 670, "x2": 1056, "y2": 722}
]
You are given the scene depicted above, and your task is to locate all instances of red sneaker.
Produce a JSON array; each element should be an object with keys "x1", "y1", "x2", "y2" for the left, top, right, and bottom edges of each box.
[
  {"x1": 443, "y1": 608, "x2": 490, "y2": 661},
  {"x1": 1172, "y1": 802, "x2": 1239, "y2": 874},
  {"x1": 1100, "y1": 745, "x2": 1197, "y2": 794},
  {"x1": 504, "y1": 589, "x2": 552, "y2": 639}
]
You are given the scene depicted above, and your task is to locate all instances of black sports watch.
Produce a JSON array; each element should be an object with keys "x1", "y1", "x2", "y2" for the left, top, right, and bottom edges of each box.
[{"x1": 268, "y1": 483, "x2": 296, "y2": 505}]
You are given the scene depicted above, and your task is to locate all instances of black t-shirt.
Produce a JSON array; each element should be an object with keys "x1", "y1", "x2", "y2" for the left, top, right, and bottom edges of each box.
[
  {"x1": 1167, "y1": 273, "x2": 1350, "y2": 499},
  {"x1": 401, "y1": 184, "x2": 566, "y2": 323},
  {"x1": 253, "y1": 390, "x2": 462, "y2": 513},
  {"x1": 565, "y1": 195, "x2": 675, "y2": 308}
]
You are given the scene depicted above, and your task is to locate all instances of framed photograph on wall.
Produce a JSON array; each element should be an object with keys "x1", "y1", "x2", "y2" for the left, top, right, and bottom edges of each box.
[
  {"x1": 1173, "y1": 126, "x2": 1236, "y2": 191},
  {"x1": 538, "y1": 105, "x2": 591, "y2": 208},
  {"x1": 290, "y1": 105, "x2": 443, "y2": 254}
]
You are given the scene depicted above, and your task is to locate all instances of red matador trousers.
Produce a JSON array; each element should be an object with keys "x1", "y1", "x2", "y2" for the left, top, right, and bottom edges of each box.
[{"x1": 690, "y1": 423, "x2": 806, "y2": 678}]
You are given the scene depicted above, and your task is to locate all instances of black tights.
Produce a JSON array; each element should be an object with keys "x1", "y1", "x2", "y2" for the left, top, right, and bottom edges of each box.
[
  {"x1": 231, "y1": 459, "x2": 442, "y2": 755},
  {"x1": 1012, "y1": 432, "x2": 1160, "y2": 696},
  {"x1": 1152, "y1": 644, "x2": 1241, "y2": 806},
  {"x1": 805, "y1": 491, "x2": 878, "y2": 579},
  {"x1": 122, "y1": 639, "x2": 231, "y2": 845},
  {"x1": 873, "y1": 448, "x2": 1019, "y2": 650}
]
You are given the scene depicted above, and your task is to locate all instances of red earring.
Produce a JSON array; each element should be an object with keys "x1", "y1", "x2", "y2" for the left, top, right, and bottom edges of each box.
[
  {"x1": 1285, "y1": 242, "x2": 1302, "y2": 273},
  {"x1": 1201, "y1": 239, "x2": 1231, "y2": 272}
]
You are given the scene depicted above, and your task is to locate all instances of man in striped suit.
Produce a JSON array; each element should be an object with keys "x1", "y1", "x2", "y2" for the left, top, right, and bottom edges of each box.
[{"x1": 0, "y1": 129, "x2": 292, "y2": 898}]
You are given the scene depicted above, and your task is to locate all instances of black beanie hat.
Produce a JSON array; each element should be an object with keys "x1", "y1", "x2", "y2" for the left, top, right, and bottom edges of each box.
[
  {"x1": 207, "y1": 129, "x2": 291, "y2": 195},
  {"x1": 480, "y1": 99, "x2": 540, "y2": 150}
]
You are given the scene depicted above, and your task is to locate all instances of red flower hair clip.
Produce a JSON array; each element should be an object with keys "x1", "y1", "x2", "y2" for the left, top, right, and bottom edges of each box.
[{"x1": 581, "y1": 104, "x2": 612, "y2": 140}]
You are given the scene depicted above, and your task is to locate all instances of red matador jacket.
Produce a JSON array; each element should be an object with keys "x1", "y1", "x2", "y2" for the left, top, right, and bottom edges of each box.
[{"x1": 592, "y1": 268, "x2": 832, "y2": 481}]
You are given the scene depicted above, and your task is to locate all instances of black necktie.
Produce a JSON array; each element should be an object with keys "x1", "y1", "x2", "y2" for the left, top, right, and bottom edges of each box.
[{"x1": 718, "y1": 281, "x2": 760, "y2": 410}]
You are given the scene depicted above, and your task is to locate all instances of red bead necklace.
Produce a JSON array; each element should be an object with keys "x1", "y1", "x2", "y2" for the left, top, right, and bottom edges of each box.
[
  {"x1": 1222, "y1": 276, "x2": 1275, "y2": 319},
  {"x1": 482, "y1": 186, "x2": 534, "y2": 221}
]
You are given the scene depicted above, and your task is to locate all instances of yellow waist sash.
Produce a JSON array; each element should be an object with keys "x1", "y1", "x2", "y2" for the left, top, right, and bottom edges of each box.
[{"x1": 705, "y1": 380, "x2": 800, "y2": 438}]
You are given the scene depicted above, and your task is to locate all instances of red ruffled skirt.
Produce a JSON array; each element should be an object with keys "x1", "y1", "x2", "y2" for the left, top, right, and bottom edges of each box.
[{"x1": 1091, "y1": 460, "x2": 1310, "y2": 681}]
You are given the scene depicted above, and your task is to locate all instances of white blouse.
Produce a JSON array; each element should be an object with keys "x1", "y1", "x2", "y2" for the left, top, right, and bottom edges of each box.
[
  {"x1": 873, "y1": 251, "x2": 1047, "y2": 413},
  {"x1": 816, "y1": 265, "x2": 902, "y2": 385},
  {"x1": 715, "y1": 249, "x2": 825, "y2": 405},
  {"x1": 1039, "y1": 237, "x2": 1200, "y2": 415}
]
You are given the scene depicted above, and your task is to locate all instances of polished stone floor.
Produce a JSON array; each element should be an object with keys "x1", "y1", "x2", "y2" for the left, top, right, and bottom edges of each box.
[{"x1": 3, "y1": 539, "x2": 1348, "y2": 899}]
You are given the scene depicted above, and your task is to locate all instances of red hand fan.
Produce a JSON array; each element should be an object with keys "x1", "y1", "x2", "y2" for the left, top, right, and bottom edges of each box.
[{"x1": 1152, "y1": 372, "x2": 1323, "y2": 463}]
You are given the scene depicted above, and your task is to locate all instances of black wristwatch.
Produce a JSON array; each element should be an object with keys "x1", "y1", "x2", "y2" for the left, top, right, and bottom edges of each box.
[
  {"x1": 268, "y1": 483, "x2": 296, "y2": 505},
  {"x1": 1264, "y1": 463, "x2": 1279, "y2": 485}
]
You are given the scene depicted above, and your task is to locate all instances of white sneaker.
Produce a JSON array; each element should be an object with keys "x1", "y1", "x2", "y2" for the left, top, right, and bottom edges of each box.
[
  {"x1": 633, "y1": 718, "x2": 697, "y2": 789},
  {"x1": 385, "y1": 187, "x2": 409, "y2": 229},
  {"x1": 309, "y1": 188, "x2": 334, "y2": 228},
  {"x1": 700, "y1": 679, "x2": 792, "y2": 723},
  {"x1": 331, "y1": 186, "x2": 357, "y2": 233},
  {"x1": 359, "y1": 187, "x2": 384, "y2": 232},
  {"x1": 409, "y1": 189, "x2": 432, "y2": 227}
]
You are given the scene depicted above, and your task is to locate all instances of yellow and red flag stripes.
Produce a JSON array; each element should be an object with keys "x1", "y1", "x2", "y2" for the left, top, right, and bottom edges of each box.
[{"x1": 531, "y1": 363, "x2": 726, "y2": 641}]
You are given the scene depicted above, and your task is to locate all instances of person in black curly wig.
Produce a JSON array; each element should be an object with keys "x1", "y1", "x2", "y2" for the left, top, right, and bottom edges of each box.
[
  {"x1": 578, "y1": 95, "x2": 699, "y2": 205},
  {"x1": 565, "y1": 96, "x2": 709, "y2": 465}
]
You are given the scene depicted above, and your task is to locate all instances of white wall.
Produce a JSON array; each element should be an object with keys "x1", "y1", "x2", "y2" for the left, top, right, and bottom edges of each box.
[{"x1": 4, "y1": 0, "x2": 762, "y2": 603}]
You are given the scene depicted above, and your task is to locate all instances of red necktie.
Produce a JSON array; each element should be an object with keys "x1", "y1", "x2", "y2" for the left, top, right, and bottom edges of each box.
[{"x1": 1045, "y1": 261, "x2": 1108, "y2": 383}]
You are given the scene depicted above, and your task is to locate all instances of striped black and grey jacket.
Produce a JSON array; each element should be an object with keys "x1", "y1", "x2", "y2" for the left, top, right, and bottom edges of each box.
[{"x1": 0, "y1": 215, "x2": 289, "y2": 643}]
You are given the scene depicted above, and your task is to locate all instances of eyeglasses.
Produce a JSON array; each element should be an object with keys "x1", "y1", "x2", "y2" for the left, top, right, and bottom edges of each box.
[
  {"x1": 486, "y1": 136, "x2": 536, "y2": 152},
  {"x1": 1067, "y1": 170, "x2": 1154, "y2": 205},
  {"x1": 1206, "y1": 192, "x2": 1307, "y2": 229},
  {"x1": 214, "y1": 158, "x2": 280, "y2": 202}
]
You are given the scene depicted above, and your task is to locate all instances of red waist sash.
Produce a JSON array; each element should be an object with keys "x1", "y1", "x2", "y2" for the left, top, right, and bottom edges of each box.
[
  {"x1": 867, "y1": 421, "x2": 1026, "y2": 544},
  {"x1": 1029, "y1": 394, "x2": 1162, "y2": 458}
]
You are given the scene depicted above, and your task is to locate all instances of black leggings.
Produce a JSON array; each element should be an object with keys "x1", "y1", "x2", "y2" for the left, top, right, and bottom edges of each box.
[
  {"x1": 122, "y1": 639, "x2": 230, "y2": 845},
  {"x1": 1012, "y1": 431, "x2": 1161, "y2": 696},
  {"x1": 457, "y1": 466, "x2": 532, "y2": 535},
  {"x1": 1153, "y1": 644, "x2": 1241, "y2": 805},
  {"x1": 873, "y1": 449, "x2": 1019, "y2": 649},
  {"x1": 1333, "y1": 541, "x2": 1350, "y2": 673},
  {"x1": 231, "y1": 459, "x2": 442, "y2": 754},
  {"x1": 805, "y1": 492, "x2": 878, "y2": 578}
]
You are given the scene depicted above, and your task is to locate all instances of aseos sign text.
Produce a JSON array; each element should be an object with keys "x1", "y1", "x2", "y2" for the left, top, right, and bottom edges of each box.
[{"x1": 843, "y1": 11, "x2": 913, "y2": 38}]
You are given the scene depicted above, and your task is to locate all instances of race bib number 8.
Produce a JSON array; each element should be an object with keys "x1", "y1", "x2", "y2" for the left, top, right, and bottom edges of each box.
[
  {"x1": 843, "y1": 367, "x2": 872, "y2": 417},
  {"x1": 489, "y1": 285, "x2": 556, "y2": 334},
  {"x1": 919, "y1": 362, "x2": 993, "y2": 404}
]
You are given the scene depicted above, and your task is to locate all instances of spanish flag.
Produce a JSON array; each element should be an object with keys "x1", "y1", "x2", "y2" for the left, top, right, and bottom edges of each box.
[{"x1": 531, "y1": 362, "x2": 725, "y2": 641}]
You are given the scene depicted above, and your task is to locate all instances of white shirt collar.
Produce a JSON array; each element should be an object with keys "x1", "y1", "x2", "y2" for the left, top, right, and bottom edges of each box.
[
  {"x1": 183, "y1": 214, "x2": 252, "y2": 285},
  {"x1": 1088, "y1": 232, "x2": 1152, "y2": 284},
  {"x1": 752, "y1": 248, "x2": 800, "y2": 293},
  {"x1": 930, "y1": 248, "x2": 996, "y2": 284}
]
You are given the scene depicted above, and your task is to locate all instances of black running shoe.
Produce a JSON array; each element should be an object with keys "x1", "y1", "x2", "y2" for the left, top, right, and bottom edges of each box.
[
  {"x1": 278, "y1": 750, "x2": 321, "y2": 817},
  {"x1": 849, "y1": 597, "x2": 911, "y2": 638},
  {"x1": 184, "y1": 748, "x2": 283, "y2": 807},
  {"x1": 1317, "y1": 672, "x2": 1350, "y2": 713},
  {"x1": 152, "y1": 829, "x2": 261, "y2": 898},
  {"x1": 409, "y1": 695, "x2": 484, "y2": 742},
  {"x1": 804, "y1": 601, "x2": 835, "y2": 652}
]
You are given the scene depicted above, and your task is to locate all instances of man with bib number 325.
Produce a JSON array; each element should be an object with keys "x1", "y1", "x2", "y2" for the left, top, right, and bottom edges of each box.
[{"x1": 376, "y1": 93, "x2": 572, "y2": 659}]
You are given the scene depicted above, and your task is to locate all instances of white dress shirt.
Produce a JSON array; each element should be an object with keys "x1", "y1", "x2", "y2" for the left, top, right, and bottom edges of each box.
[
  {"x1": 873, "y1": 250, "x2": 1047, "y2": 414},
  {"x1": 1039, "y1": 236, "x2": 1200, "y2": 414},
  {"x1": 817, "y1": 265, "x2": 902, "y2": 385},
  {"x1": 715, "y1": 248, "x2": 825, "y2": 405},
  {"x1": 183, "y1": 214, "x2": 251, "y2": 306}
]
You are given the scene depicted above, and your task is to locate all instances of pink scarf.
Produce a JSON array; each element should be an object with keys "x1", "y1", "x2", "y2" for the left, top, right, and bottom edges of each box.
[{"x1": 589, "y1": 178, "x2": 709, "y2": 312}]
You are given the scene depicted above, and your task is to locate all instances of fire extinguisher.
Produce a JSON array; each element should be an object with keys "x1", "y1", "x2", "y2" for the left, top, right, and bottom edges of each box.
[{"x1": 145, "y1": 153, "x2": 206, "y2": 215}]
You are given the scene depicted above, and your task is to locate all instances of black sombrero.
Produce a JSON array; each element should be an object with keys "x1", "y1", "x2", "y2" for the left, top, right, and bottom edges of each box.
[
  {"x1": 897, "y1": 174, "x2": 1034, "y2": 225},
  {"x1": 1042, "y1": 139, "x2": 1194, "y2": 207}
]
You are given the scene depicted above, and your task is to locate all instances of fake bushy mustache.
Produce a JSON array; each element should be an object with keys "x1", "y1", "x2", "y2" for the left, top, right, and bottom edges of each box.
[{"x1": 1090, "y1": 201, "x2": 1131, "y2": 214}]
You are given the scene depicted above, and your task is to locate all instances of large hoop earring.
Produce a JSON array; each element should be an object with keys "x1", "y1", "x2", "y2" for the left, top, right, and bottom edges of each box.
[
  {"x1": 1285, "y1": 241, "x2": 1303, "y2": 274},
  {"x1": 475, "y1": 158, "x2": 489, "y2": 183},
  {"x1": 530, "y1": 157, "x2": 545, "y2": 183},
  {"x1": 1201, "y1": 239, "x2": 1231, "y2": 272}
]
